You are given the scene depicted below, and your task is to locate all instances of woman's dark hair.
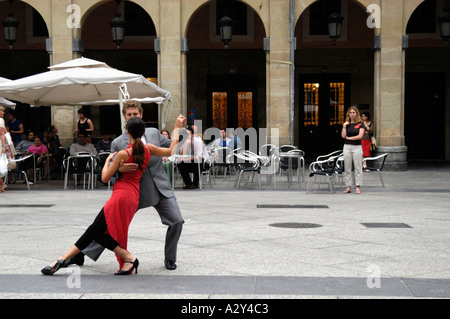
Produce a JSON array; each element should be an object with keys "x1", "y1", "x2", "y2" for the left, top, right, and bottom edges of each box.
[
  {"x1": 161, "y1": 129, "x2": 170, "y2": 138},
  {"x1": 126, "y1": 117, "x2": 146, "y2": 171},
  {"x1": 186, "y1": 126, "x2": 194, "y2": 135},
  {"x1": 361, "y1": 111, "x2": 371, "y2": 120}
]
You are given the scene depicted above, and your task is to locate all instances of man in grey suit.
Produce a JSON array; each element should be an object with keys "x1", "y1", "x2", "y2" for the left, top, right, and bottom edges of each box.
[{"x1": 64, "y1": 100, "x2": 184, "y2": 270}]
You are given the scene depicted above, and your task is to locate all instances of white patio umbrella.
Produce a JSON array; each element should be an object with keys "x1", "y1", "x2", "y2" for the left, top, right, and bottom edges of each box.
[
  {"x1": 0, "y1": 57, "x2": 171, "y2": 129},
  {"x1": 0, "y1": 97, "x2": 15, "y2": 108},
  {"x1": 0, "y1": 77, "x2": 16, "y2": 109}
]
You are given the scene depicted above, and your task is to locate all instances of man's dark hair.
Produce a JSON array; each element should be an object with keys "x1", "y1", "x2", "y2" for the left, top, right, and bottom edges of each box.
[{"x1": 186, "y1": 126, "x2": 194, "y2": 135}]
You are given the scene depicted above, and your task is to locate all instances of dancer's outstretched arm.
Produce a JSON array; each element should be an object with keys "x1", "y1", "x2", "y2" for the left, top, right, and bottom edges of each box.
[{"x1": 146, "y1": 114, "x2": 186, "y2": 157}]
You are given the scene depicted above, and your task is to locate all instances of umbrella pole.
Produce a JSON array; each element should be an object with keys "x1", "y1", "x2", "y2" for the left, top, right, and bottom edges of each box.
[
  {"x1": 162, "y1": 98, "x2": 173, "y2": 130},
  {"x1": 119, "y1": 84, "x2": 129, "y2": 133},
  {"x1": 119, "y1": 99, "x2": 126, "y2": 134}
]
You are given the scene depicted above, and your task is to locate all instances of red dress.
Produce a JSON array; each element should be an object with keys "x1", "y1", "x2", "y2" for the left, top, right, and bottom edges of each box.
[{"x1": 103, "y1": 145, "x2": 151, "y2": 267}]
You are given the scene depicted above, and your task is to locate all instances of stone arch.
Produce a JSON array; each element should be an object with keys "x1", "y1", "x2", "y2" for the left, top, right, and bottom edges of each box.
[
  {"x1": 79, "y1": 0, "x2": 111, "y2": 28},
  {"x1": 80, "y1": 0, "x2": 159, "y2": 36},
  {"x1": 182, "y1": 0, "x2": 268, "y2": 39},
  {"x1": 294, "y1": 0, "x2": 376, "y2": 46},
  {"x1": 182, "y1": 0, "x2": 210, "y2": 38},
  {"x1": 13, "y1": 0, "x2": 50, "y2": 36},
  {"x1": 294, "y1": 0, "x2": 380, "y2": 26},
  {"x1": 121, "y1": 0, "x2": 160, "y2": 36},
  {"x1": 403, "y1": 0, "x2": 429, "y2": 34}
]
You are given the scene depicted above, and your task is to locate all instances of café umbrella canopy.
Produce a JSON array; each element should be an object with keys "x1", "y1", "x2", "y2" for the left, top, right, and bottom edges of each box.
[
  {"x1": 0, "y1": 77, "x2": 16, "y2": 109},
  {"x1": 0, "y1": 57, "x2": 171, "y2": 130}
]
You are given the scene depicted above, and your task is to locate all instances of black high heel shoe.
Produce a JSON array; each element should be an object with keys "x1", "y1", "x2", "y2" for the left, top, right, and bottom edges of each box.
[
  {"x1": 114, "y1": 258, "x2": 139, "y2": 275},
  {"x1": 41, "y1": 259, "x2": 65, "y2": 276}
]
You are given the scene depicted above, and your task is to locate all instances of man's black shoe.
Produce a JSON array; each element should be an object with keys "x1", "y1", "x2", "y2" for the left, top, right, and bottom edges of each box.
[
  {"x1": 164, "y1": 258, "x2": 177, "y2": 270},
  {"x1": 62, "y1": 252, "x2": 85, "y2": 268}
]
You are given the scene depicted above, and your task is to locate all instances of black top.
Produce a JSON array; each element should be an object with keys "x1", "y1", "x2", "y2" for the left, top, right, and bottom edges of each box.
[
  {"x1": 78, "y1": 119, "x2": 91, "y2": 136},
  {"x1": 344, "y1": 121, "x2": 366, "y2": 145}
]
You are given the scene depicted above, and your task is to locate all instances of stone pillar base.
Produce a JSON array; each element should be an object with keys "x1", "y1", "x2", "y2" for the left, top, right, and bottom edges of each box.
[{"x1": 374, "y1": 146, "x2": 408, "y2": 171}]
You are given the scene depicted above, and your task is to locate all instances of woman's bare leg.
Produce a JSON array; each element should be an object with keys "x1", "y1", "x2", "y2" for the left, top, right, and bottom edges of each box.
[
  {"x1": 46, "y1": 245, "x2": 81, "y2": 268},
  {"x1": 113, "y1": 246, "x2": 136, "y2": 271},
  {"x1": 60, "y1": 245, "x2": 81, "y2": 261}
]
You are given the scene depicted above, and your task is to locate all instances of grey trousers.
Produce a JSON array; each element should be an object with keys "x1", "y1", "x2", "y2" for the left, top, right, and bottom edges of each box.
[
  {"x1": 82, "y1": 194, "x2": 184, "y2": 262},
  {"x1": 343, "y1": 144, "x2": 363, "y2": 187}
]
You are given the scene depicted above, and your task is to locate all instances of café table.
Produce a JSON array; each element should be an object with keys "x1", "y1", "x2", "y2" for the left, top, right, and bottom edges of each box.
[{"x1": 279, "y1": 150, "x2": 305, "y2": 189}]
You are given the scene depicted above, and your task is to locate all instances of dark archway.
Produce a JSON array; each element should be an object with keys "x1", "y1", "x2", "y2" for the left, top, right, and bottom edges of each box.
[
  {"x1": 405, "y1": 0, "x2": 448, "y2": 161},
  {"x1": 295, "y1": 0, "x2": 374, "y2": 159},
  {"x1": 81, "y1": 0, "x2": 159, "y2": 136},
  {"x1": 0, "y1": 0, "x2": 50, "y2": 137},
  {"x1": 185, "y1": 0, "x2": 266, "y2": 138}
]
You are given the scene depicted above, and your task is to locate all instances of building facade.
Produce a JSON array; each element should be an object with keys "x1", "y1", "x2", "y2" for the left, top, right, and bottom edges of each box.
[{"x1": 0, "y1": 0, "x2": 449, "y2": 170}]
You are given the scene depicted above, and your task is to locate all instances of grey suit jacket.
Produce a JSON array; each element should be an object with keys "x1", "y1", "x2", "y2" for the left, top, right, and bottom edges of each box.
[{"x1": 111, "y1": 127, "x2": 174, "y2": 209}]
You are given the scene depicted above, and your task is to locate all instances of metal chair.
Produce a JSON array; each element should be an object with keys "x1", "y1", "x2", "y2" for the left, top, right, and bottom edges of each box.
[
  {"x1": 225, "y1": 147, "x2": 242, "y2": 177},
  {"x1": 306, "y1": 155, "x2": 340, "y2": 193},
  {"x1": 316, "y1": 150, "x2": 343, "y2": 164},
  {"x1": 363, "y1": 153, "x2": 389, "y2": 188},
  {"x1": 8, "y1": 154, "x2": 35, "y2": 190},
  {"x1": 201, "y1": 156, "x2": 215, "y2": 188},
  {"x1": 63, "y1": 153, "x2": 95, "y2": 189},
  {"x1": 279, "y1": 145, "x2": 297, "y2": 152},
  {"x1": 260, "y1": 146, "x2": 280, "y2": 188},
  {"x1": 259, "y1": 144, "x2": 276, "y2": 157},
  {"x1": 57, "y1": 147, "x2": 68, "y2": 179},
  {"x1": 279, "y1": 149, "x2": 305, "y2": 187},
  {"x1": 170, "y1": 155, "x2": 190, "y2": 190},
  {"x1": 335, "y1": 154, "x2": 345, "y2": 186},
  {"x1": 170, "y1": 155, "x2": 203, "y2": 190},
  {"x1": 213, "y1": 147, "x2": 232, "y2": 180},
  {"x1": 91, "y1": 152, "x2": 111, "y2": 189},
  {"x1": 234, "y1": 151, "x2": 270, "y2": 189},
  {"x1": 278, "y1": 145, "x2": 298, "y2": 175},
  {"x1": 34, "y1": 153, "x2": 50, "y2": 182}
]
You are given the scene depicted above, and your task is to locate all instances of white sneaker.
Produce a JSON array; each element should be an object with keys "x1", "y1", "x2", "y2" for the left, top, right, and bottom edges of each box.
[{"x1": 27, "y1": 181, "x2": 34, "y2": 185}]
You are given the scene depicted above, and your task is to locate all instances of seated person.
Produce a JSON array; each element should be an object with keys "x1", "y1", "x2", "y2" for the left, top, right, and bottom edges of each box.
[
  {"x1": 48, "y1": 125, "x2": 62, "y2": 146},
  {"x1": 177, "y1": 127, "x2": 209, "y2": 189},
  {"x1": 212, "y1": 128, "x2": 231, "y2": 148},
  {"x1": 96, "y1": 132, "x2": 112, "y2": 153},
  {"x1": 44, "y1": 130, "x2": 62, "y2": 178},
  {"x1": 229, "y1": 130, "x2": 243, "y2": 150},
  {"x1": 11, "y1": 131, "x2": 35, "y2": 184},
  {"x1": 70, "y1": 133, "x2": 97, "y2": 156},
  {"x1": 69, "y1": 133, "x2": 97, "y2": 178},
  {"x1": 25, "y1": 136, "x2": 49, "y2": 184},
  {"x1": 16, "y1": 130, "x2": 35, "y2": 154}
]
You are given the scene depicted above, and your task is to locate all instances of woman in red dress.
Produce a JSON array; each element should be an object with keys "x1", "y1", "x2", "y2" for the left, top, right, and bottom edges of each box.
[
  {"x1": 41, "y1": 115, "x2": 185, "y2": 276},
  {"x1": 361, "y1": 111, "x2": 373, "y2": 170}
]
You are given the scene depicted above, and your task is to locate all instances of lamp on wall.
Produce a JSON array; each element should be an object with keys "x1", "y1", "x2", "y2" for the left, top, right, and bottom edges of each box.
[
  {"x1": 218, "y1": 15, "x2": 233, "y2": 49},
  {"x1": 110, "y1": 0, "x2": 125, "y2": 49},
  {"x1": 328, "y1": 12, "x2": 343, "y2": 45},
  {"x1": 438, "y1": 10, "x2": 450, "y2": 45},
  {"x1": 2, "y1": 0, "x2": 19, "y2": 49}
]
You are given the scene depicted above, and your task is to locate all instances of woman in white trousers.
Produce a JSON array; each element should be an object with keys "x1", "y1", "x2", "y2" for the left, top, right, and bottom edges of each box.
[{"x1": 341, "y1": 106, "x2": 365, "y2": 194}]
